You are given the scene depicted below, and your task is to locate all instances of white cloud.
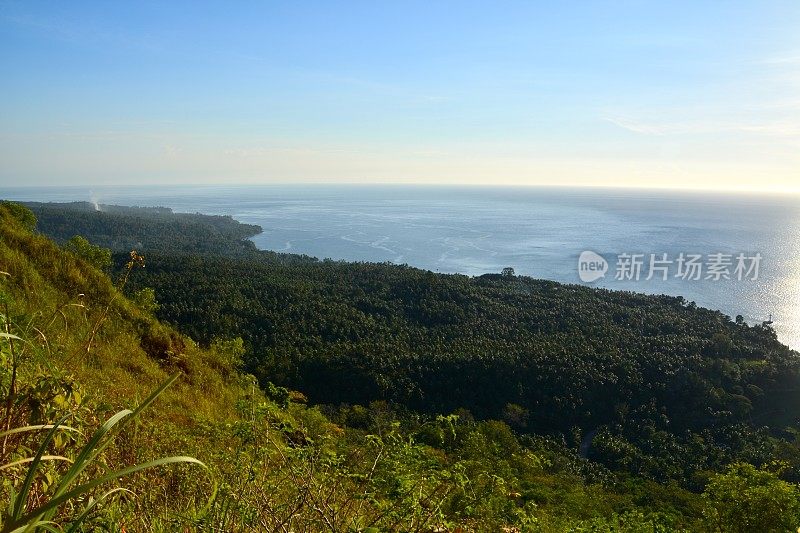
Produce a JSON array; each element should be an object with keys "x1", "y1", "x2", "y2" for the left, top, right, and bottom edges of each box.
[
  {"x1": 762, "y1": 54, "x2": 800, "y2": 65},
  {"x1": 605, "y1": 115, "x2": 800, "y2": 138},
  {"x1": 163, "y1": 144, "x2": 182, "y2": 156}
]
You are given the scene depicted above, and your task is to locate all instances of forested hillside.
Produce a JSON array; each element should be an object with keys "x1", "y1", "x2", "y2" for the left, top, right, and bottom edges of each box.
[
  {"x1": 25, "y1": 201, "x2": 263, "y2": 257},
  {"x1": 130, "y1": 253, "x2": 800, "y2": 484},
  {"x1": 6, "y1": 199, "x2": 800, "y2": 531}
]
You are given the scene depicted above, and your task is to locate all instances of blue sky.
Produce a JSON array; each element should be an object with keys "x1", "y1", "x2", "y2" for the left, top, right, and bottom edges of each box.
[{"x1": 1, "y1": 1, "x2": 799, "y2": 190}]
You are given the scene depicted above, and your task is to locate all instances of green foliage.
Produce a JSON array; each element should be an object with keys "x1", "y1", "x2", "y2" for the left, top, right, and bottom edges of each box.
[
  {"x1": 567, "y1": 510, "x2": 683, "y2": 532},
  {"x1": 701, "y1": 462, "x2": 800, "y2": 533},
  {"x1": 132, "y1": 287, "x2": 160, "y2": 314},
  {"x1": 503, "y1": 402, "x2": 530, "y2": 429},
  {"x1": 64, "y1": 235, "x2": 112, "y2": 271},
  {"x1": 264, "y1": 381, "x2": 290, "y2": 409},
  {"x1": 0, "y1": 201, "x2": 36, "y2": 231},
  {"x1": 25, "y1": 201, "x2": 262, "y2": 257}
]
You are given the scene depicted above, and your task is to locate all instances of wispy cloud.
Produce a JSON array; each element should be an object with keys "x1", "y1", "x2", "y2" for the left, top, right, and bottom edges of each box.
[
  {"x1": 603, "y1": 117, "x2": 679, "y2": 135},
  {"x1": 761, "y1": 53, "x2": 800, "y2": 65},
  {"x1": 163, "y1": 144, "x2": 182, "y2": 156},
  {"x1": 223, "y1": 146, "x2": 366, "y2": 158},
  {"x1": 604, "y1": 46, "x2": 800, "y2": 140},
  {"x1": 737, "y1": 122, "x2": 800, "y2": 136},
  {"x1": 604, "y1": 115, "x2": 800, "y2": 138},
  {"x1": 1, "y1": 8, "x2": 164, "y2": 53}
]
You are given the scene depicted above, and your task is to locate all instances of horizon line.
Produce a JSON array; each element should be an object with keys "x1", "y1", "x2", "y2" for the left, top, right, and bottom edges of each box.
[{"x1": 1, "y1": 181, "x2": 799, "y2": 197}]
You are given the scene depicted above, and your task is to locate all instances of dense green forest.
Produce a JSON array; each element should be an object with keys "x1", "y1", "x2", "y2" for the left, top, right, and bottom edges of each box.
[
  {"x1": 25, "y1": 201, "x2": 263, "y2": 257},
  {"x1": 131, "y1": 253, "x2": 800, "y2": 481},
  {"x1": 6, "y1": 199, "x2": 800, "y2": 530}
]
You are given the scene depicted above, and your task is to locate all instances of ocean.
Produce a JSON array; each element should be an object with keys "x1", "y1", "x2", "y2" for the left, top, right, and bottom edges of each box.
[{"x1": 2, "y1": 184, "x2": 798, "y2": 349}]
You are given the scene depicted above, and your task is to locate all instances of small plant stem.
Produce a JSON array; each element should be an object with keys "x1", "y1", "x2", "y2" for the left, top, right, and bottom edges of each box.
[
  {"x1": 84, "y1": 253, "x2": 139, "y2": 354},
  {"x1": 2, "y1": 302, "x2": 18, "y2": 457}
]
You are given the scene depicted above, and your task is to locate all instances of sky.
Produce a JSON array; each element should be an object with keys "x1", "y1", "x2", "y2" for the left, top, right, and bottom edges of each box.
[{"x1": 1, "y1": 1, "x2": 799, "y2": 191}]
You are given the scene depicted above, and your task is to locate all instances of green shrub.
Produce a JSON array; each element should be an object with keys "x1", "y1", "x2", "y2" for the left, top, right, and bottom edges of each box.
[
  {"x1": 64, "y1": 235, "x2": 112, "y2": 271},
  {"x1": 701, "y1": 462, "x2": 800, "y2": 532},
  {"x1": 0, "y1": 202, "x2": 36, "y2": 231}
]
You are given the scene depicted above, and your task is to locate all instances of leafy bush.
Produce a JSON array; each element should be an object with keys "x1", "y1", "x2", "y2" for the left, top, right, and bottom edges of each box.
[
  {"x1": 701, "y1": 462, "x2": 800, "y2": 532},
  {"x1": 0, "y1": 201, "x2": 36, "y2": 231},
  {"x1": 64, "y1": 235, "x2": 112, "y2": 271}
]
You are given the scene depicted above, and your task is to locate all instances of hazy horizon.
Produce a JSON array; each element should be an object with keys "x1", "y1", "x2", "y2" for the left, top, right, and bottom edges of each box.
[{"x1": 4, "y1": 181, "x2": 800, "y2": 197}]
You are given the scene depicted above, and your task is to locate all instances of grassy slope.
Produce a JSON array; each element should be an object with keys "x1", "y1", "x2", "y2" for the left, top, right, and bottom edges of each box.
[
  {"x1": 0, "y1": 202, "x2": 241, "y2": 423},
  {"x1": 0, "y1": 202, "x2": 261, "y2": 528}
]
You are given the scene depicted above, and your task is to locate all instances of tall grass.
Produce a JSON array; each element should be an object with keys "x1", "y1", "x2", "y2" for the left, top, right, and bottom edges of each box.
[{"x1": 1, "y1": 373, "x2": 204, "y2": 532}]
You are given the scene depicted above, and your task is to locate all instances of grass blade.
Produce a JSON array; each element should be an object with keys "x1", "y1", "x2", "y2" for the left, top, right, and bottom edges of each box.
[
  {"x1": 54, "y1": 372, "x2": 180, "y2": 498},
  {"x1": 50, "y1": 409, "x2": 133, "y2": 501},
  {"x1": 0, "y1": 455, "x2": 73, "y2": 473},
  {"x1": 12, "y1": 456, "x2": 205, "y2": 528},
  {"x1": 0, "y1": 425, "x2": 81, "y2": 440},
  {"x1": 8, "y1": 522, "x2": 62, "y2": 533},
  {"x1": 11, "y1": 413, "x2": 71, "y2": 520},
  {"x1": 65, "y1": 487, "x2": 134, "y2": 533}
]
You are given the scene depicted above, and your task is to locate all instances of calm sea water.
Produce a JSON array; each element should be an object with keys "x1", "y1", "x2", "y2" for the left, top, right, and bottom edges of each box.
[{"x1": 2, "y1": 185, "x2": 799, "y2": 349}]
